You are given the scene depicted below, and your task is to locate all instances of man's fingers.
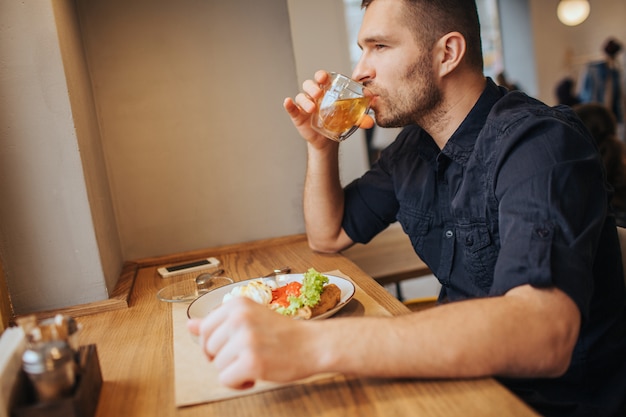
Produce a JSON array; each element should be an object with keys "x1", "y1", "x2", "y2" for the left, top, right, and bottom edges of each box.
[
  {"x1": 186, "y1": 318, "x2": 201, "y2": 335},
  {"x1": 314, "y1": 69, "x2": 330, "y2": 85},
  {"x1": 283, "y1": 97, "x2": 300, "y2": 115},
  {"x1": 218, "y1": 351, "x2": 260, "y2": 390}
]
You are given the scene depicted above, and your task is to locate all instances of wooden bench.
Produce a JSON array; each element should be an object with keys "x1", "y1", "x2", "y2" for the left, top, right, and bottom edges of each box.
[{"x1": 342, "y1": 223, "x2": 432, "y2": 300}]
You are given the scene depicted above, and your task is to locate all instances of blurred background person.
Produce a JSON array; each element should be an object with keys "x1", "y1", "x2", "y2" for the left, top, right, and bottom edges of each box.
[
  {"x1": 575, "y1": 103, "x2": 626, "y2": 227},
  {"x1": 579, "y1": 37, "x2": 625, "y2": 142},
  {"x1": 555, "y1": 77, "x2": 581, "y2": 107}
]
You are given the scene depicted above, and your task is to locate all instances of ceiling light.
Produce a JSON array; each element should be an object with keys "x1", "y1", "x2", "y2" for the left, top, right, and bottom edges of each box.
[{"x1": 557, "y1": 0, "x2": 590, "y2": 26}]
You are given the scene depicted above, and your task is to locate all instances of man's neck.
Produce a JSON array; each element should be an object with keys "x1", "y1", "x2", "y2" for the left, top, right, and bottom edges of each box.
[{"x1": 424, "y1": 74, "x2": 487, "y2": 149}]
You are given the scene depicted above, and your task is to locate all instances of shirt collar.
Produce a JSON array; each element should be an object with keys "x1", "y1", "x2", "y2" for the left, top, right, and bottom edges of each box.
[{"x1": 441, "y1": 77, "x2": 507, "y2": 165}]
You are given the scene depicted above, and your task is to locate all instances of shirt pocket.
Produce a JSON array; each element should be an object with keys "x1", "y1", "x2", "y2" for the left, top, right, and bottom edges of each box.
[
  {"x1": 396, "y1": 204, "x2": 431, "y2": 252},
  {"x1": 456, "y1": 223, "x2": 499, "y2": 290}
]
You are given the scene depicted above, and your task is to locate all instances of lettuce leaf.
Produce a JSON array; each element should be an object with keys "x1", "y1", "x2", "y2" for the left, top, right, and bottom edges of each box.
[{"x1": 275, "y1": 268, "x2": 329, "y2": 316}]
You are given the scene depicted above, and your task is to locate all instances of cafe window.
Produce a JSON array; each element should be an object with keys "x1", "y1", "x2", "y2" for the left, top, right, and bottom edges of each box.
[{"x1": 342, "y1": 0, "x2": 504, "y2": 79}]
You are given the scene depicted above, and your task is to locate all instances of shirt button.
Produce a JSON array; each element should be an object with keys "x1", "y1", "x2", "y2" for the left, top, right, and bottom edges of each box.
[
  {"x1": 536, "y1": 228, "x2": 550, "y2": 238},
  {"x1": 445, "y1": 230, "x2": 454, "y2": 238}
]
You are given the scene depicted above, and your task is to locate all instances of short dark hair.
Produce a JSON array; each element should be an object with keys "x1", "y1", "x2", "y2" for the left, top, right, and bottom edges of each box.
[
  {"x1": 361, "y1": 0, "x2": 483, "y2": 71},
  {"x1": 604, "y1": 38, "x2": 622, "y2": 58}
]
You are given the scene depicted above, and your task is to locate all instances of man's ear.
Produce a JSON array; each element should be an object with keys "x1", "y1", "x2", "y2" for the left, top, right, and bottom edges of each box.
[{"x1": 434, "y1": 32, "x2": 466, "y2": 77}]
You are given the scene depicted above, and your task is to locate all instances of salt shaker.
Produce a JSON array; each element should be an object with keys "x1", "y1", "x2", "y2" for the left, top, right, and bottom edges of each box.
[{"x1": 22, "y1": 340, "x2": 77, "y2": 402}]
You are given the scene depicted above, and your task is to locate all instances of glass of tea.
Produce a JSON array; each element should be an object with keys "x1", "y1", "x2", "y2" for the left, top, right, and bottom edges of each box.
[{"x1": 310, "y1": 73, "x2": 371, "y2": 142}]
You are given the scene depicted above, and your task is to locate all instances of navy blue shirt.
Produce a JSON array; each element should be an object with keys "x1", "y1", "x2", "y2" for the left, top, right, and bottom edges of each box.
[{"x1": 342, "y1": 79, "x2": 626, "y2": 416}]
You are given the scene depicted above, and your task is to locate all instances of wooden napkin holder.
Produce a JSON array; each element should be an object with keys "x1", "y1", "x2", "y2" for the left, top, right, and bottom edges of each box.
[{"x1": 11, "y1": 344, "x2": 102, "y2": 417}]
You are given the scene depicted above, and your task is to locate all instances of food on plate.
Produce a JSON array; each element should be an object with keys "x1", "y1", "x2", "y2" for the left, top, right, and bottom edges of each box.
[
  {"x1": 222, "y1": 279, "x2": 273, "y2": 305},
  {"x1": 309, "y1": 283, "x2": 341, "y2": 318},
  {"x1": 221, "y1": 269, "x2": 341, "y2": 319}
]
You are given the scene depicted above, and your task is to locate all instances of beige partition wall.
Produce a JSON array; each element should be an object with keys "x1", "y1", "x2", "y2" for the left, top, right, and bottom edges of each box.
[
  {"x1": 74, "y1": 0, "x2": 369, "y2": 260},
  {"x1": 75, "y1": 0, "x2": 308, "y2": 260},
  {"x1": 0, "y1": 0, "x2": 121, "y2": 315}
]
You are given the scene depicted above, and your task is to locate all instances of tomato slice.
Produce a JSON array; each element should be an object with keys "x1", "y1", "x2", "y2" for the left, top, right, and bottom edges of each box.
[{"x1": 271, "y1": 281, "x2": 302, "y2": 308}]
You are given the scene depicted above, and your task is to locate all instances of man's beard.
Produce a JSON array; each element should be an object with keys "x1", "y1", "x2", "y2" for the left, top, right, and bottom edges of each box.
[{"x1": 374, "y1": 55, "x2": 442, "y2": 128}]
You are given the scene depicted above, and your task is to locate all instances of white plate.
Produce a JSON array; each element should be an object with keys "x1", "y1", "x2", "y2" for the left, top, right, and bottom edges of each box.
[{"x1": 187, "y1": 273, "x2": 356, "y2": 320}]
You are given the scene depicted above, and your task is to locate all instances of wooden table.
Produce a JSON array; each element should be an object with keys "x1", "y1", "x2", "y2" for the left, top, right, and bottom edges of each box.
[{"x1": 71, "y1": 234, "x2": 537, "y2": 417}]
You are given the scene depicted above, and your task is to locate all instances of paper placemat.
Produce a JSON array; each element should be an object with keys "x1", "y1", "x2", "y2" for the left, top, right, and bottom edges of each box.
[{"x1": 172, "y1": 270, "x2": 391, "y2": 407}]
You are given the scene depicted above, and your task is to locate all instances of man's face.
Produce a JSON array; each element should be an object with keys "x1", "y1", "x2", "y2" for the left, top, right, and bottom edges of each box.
[{"x1": 354, "y1": 0, "x2": 442, "y2": 128}]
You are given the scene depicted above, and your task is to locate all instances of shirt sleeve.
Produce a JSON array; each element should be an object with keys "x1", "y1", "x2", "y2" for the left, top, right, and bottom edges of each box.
[
  {"x1": 491, "y1": 103, "x2": 607, "y2": 318},
  {"x1": 341, "y1": 129, "x2": 417, "y2": 243}
]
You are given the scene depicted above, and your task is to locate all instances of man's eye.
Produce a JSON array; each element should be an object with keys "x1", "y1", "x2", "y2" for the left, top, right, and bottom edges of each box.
[{"x1": 375, "y1": 44, "x2": 387, "y2": 50}]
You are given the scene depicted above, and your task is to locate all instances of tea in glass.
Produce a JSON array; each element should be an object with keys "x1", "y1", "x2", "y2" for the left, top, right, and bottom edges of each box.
[{"x1": 311, "y1": 73, "x2": 371, "y2": 142}]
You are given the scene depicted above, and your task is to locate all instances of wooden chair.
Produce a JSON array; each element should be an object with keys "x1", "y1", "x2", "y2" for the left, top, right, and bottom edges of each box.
[
  {"x1": 403, "y1": 295, "x2": 439, "y2": 312},
  {"x1": 341, "y1": 223, "x2": 432, "y2": 301}
]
